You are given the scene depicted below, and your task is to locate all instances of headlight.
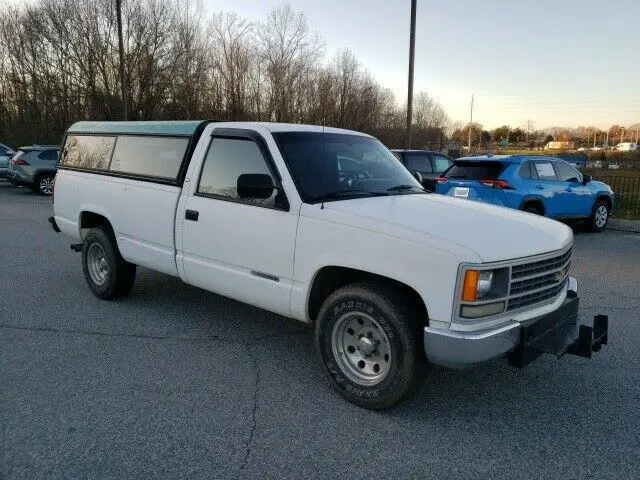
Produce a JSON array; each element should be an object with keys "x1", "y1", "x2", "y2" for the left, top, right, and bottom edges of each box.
[
  {"x1": 460, "y1": 267, "x2": 509, "y2": 309},
  {"x1": 477, "y1": 271, "x2": 494, "y2": 298}
]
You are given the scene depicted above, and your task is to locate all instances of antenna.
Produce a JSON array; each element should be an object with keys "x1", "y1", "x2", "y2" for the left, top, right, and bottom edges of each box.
[{"x1": 321, "y1": 124, "x2": 325, "y2": 210}]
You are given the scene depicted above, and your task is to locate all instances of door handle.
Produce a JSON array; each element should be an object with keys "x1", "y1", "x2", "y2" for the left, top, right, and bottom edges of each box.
[
  {"x1": 185, "y1": 209, "x2": 199, "y2": 221},
  {"x1": 535, "y1": 185, "x2": 544, "y2": 190},
  {"x1": 565, "y1": 187, "x2": 573, "y2": 192}
]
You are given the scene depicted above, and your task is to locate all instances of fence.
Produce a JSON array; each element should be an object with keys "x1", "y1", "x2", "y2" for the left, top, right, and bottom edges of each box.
[{"x1": 583, "y1": 169, "x2": 640, "y2": 220}]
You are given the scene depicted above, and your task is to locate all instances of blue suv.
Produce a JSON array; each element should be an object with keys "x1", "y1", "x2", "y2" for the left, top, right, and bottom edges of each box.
[{"x1": 435, "y1": 155, "x2": 614, "y2": 232}]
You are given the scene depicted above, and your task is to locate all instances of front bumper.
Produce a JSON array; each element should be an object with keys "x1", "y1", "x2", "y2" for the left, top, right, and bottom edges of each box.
[{"x1": 424, "y1": 278, "x2": 608, "y2": 368}]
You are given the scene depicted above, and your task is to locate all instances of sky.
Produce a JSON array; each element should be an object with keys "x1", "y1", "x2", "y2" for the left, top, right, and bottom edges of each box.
[{"x1": 204, "y1": 0, "x2": 640, "y2": 130}]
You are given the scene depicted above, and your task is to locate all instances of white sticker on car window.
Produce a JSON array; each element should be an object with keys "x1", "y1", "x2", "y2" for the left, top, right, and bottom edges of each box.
[{"x1": 535, "y1": 162, "x2": 555, "y2": 178}]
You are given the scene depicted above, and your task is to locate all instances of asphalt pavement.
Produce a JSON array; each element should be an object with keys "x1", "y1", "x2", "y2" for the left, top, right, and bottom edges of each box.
[{"x1": 1, "y1": 180, "x2": 639, "y2": 480}]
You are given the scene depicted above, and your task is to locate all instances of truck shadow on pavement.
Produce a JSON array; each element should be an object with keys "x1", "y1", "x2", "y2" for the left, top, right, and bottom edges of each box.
[{"x1": 120, "y1": 267, "x2": 616, "y2": 429}]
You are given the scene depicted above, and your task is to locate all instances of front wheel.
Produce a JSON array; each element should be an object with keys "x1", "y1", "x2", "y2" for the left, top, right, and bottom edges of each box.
[
  {"x1": 587, "y1": 200, "x2": 609, "y2": 232},
  {"x1": 315, "y1": 283, "x2": 423, "y2": 410},
  {"x1": 82, "y1": 228, "x2": 136, "y2": 299}
]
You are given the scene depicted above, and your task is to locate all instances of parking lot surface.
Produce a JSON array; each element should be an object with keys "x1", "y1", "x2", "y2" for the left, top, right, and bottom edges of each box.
[{"x1": 2, "y1": 180, "x2": 639, "y2": 479}]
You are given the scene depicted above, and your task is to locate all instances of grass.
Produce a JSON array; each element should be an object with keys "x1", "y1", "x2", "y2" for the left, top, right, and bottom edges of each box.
[{"x1": 582, "y1": 169, "x2": 640, "y2": 220}]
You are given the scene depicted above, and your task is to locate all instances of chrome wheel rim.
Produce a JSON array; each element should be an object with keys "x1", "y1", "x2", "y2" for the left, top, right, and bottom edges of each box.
[
  {"x1": 87, "y1": 243, "x2": 109, "y2": 286},
  {"x1": 595, "y1": 205, "x2": 608, "y2": 228},
  {"x1": 40, "y1": 176, "x2": 54, "y2": 195},
  {"x1": 331, "y1": 312, "x2": 391, "y2": 386}
]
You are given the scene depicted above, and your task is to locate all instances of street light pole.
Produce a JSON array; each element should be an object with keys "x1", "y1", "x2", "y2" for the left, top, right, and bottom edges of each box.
[
  {"x1": 116, "y1": 0, "x2": 128, "y2": 120},
  {"x1": 467, "y1": 94, "x2": 474, "y2": 150},
  {"x1": 405, "y1": 0, "x2": 417, "y2": 149}
]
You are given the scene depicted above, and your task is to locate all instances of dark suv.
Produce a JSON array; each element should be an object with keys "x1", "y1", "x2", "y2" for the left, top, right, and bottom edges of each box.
[
  {"x1": 7, "y1": 145, "x2": 60, "y2": 195},
  {"x1": 391, "y1": 149, "x2": 453, "y2": 191}
]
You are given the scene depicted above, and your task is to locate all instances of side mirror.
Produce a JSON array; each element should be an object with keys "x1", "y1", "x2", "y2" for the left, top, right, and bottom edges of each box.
[
  {"x1": 413, "y1": 171, "x2": 423, "y2": 184},
  {"x1": 237, "y1": 173, "x2": 276, "y2": 200},
  {"x1": 582, "y1": 174, "x2": 592, "y2": 185}
]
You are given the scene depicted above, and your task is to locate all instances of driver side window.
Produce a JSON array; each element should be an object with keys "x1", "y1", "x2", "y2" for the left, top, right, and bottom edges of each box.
[{"x1": 553, "y1": 161, "x2": 582, "y2": 182}]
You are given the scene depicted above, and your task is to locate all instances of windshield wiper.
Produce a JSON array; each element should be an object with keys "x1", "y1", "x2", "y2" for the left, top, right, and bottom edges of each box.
[
  {"x1": 313, "y1": 189, "x2": 388, "y2": 202},
  {"x1": 386, "y1": 184, "x2": 426, "y2": 193}
]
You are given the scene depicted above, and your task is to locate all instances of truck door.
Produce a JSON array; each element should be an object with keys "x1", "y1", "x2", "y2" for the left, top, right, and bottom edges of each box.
[{"x1": 177, "y1": 129, "x2": 297, "y2": 317}]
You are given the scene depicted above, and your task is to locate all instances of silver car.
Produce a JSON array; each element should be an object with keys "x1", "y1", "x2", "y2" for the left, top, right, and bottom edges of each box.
[
  {"x1": 7, "y1": 145, "x2": 60, "y2": 195},
  {"x1": 0, "y1": 143, "x2": 16, "y2": 178}
]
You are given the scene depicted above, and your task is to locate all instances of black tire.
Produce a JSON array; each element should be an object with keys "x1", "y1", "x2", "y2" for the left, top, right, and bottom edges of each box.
[
  {"x1": 34, "y1": 173, "x2": 55, "y2": 196},
  {"x1": 82, "y1": 227, "x2": 136, "y2": 300},
  {"x1": 586, "y1": 199, "x2": 609, "y2": 232},
  {"x1": 522, "y1": 204, "x2": 542, "y2": 215},
  {"x1": 315, "y1": 282, "x2": 423, "y2": 410}
]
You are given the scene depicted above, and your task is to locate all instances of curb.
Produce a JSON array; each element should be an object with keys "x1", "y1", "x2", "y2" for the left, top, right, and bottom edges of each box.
[{"x1": 609, "y1": 218, "x2": 640, "y2": 233}]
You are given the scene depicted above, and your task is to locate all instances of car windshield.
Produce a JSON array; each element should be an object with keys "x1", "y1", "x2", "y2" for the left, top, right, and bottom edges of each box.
[{"x1": 272, "y1": 132, "x2": 423, "y2": 203}]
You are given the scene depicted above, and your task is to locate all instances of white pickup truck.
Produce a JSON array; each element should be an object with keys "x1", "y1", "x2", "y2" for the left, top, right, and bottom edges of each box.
[{"x1": 50, "y1": 121, "x2": 608, "y2": 409}]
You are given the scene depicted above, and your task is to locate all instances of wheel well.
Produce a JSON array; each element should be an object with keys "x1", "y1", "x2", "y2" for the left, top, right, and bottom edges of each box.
[
  {"x1": 307, "y1": 266, "x2": 428, "y2": 325},
  {"x1": 79, "y1": 211, "x2": 113, "y2": 236},
  {"x1": 522, "y1": 199, "x2": 545, "y2": 215},
  {"x1": 596, "y1": 195, "x2": 612, "y2": 210}
]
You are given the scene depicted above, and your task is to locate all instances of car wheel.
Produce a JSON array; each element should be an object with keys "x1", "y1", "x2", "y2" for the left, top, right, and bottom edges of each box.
[
  {"x1": 587, "y1": 200, "x2": 609, "y2": 232},
  {"x1": 82, "y1": 228, "x2": 136, "y2": 299},
  {"x1": 315, "y1": 283, "x2": 423, "y2": 410},
  {"x1": 523, "y1": 204, "x2": 543, "y2": 215},
  {"x1": 36, "y1": 174, "x2": 55, "y2": 196}
]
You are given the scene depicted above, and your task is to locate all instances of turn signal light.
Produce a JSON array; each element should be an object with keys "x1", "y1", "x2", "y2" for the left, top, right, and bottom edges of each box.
[
  {"x1": 462, "y1": 270, "x2": 479, "y2": 302},
  {"x1": 435, "y1": 177, "x2": 448, "y2": 184},
  {"x1": 13, "y1": 158, "x2": 29, "y2": 165}
]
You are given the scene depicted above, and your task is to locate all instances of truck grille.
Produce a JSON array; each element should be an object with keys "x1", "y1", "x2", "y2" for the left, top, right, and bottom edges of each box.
[{"x1": 506, "y1": 247, "x2": 572, "y2": 312}]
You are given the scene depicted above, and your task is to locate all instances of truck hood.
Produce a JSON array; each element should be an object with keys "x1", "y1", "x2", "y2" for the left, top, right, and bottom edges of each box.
[{"x1": 320, "y1": 194, "x2": 573, "y2": 263}]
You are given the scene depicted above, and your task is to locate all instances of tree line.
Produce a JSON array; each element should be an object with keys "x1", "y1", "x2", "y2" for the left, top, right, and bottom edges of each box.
[
  {"x1": 451, "y1": 122, "x2": 640, "y2": 149},
  {"x1": 0, "y1": 0, "x2": 450, "y2": 149}
]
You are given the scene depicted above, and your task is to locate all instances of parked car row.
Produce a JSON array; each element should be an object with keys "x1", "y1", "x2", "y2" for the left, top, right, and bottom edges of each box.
[
  {"x1": 0, "y1": 144, "x2": 60, "y2": 195},
  {"x1": 1, "y1": 138, "x2": 614, "y2": 232}
]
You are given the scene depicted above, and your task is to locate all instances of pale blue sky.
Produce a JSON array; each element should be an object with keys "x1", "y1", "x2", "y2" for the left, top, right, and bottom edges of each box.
[{"x1": 205, "y1": 0, "x2": 640, "y2": 130}]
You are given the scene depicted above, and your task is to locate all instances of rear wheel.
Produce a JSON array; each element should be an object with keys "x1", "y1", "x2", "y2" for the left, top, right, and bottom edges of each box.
[
  {"x1": 522, "y1": 203, "x2": 543, "y2": 215},
  {"x1": 587, "y1": 199, "x2": 609, "y2": 232},
  {"x1": 315, "y1": 283, "x2": 422, "y2": 410},
  {"x1": 82, "y1": 228, "x2": 136, "y2": 299},
  {"x1": 35, "y1": 173, "x2": 55, "y2": 196}
]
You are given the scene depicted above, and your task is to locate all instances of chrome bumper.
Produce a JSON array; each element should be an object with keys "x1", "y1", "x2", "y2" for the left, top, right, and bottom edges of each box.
[{"x1": 424, "y1": 277, "x2": 581, "y2": 368}]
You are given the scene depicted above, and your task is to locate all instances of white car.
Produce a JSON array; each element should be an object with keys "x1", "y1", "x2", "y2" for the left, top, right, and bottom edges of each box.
[
  {"x1": 614, "y1": 142, "x2": 638, "y2": 151},
  {"x1": 50, "y1": 121, "x2": 608, "y2": 409}
]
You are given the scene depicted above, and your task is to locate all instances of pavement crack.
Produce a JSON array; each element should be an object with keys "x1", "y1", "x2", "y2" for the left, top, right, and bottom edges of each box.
[{"x1": 237, "y1": 330, "x2": 308, "y2": 475}]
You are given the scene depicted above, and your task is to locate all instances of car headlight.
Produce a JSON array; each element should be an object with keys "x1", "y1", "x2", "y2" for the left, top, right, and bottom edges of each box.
[
  {"x1": 459, "y1": 267, "x2": 509, "y2": 318},
  {"x1": 477, "y1": 271, "x2": 494, "y2": 298}
]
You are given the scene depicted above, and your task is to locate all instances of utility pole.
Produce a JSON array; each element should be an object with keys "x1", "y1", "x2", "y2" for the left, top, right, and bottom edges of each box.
[
  {"x1": 635, "y1": 127, "x2": 638, "y2": 144},
  {"x1": 405, "y1": 0, "x2": 417, "y2": 149},
  {"x1": 116, "y1": 0, "x2": 128, "y2": 120},
  {"x1": 593, "y1": 131, "x2": 597, "y2": 148},
  {"x1": 467, "y1": 94, "x2": 474, "y2": 150},
  {"x1": 620, "y1": 127, "x2": 624, "y2": 143},
  {"x1": 605, "y1": 129, "x2": 609, "y2": 147}
]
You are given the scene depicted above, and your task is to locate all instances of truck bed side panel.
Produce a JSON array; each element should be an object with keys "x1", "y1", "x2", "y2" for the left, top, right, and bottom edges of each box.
[{"x1": 54, "y1": 170, "x2": 181, "y2": 277}]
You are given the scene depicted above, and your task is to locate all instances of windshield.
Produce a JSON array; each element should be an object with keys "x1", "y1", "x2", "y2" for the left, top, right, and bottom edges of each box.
[{"x1": 272, "y1": 132, "x2": 423, "y2": 203}]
